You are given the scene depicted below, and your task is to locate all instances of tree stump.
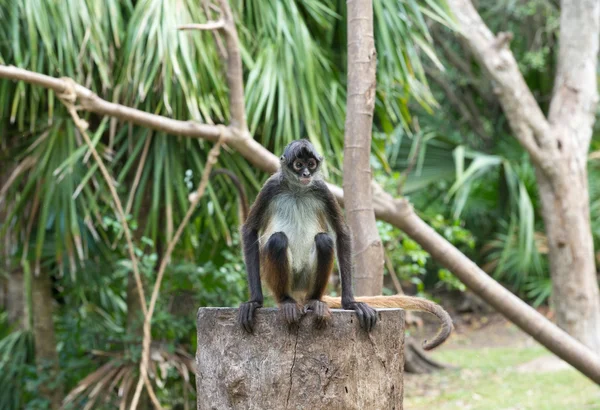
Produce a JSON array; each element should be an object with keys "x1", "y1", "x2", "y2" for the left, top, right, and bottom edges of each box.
[{"x1": 196, "y1": 307, "x2": 405, "y2": 410}]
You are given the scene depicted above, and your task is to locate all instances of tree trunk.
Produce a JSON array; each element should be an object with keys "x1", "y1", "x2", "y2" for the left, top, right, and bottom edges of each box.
[
  {"x1": 536, "y1": 168, "x2": 600, "y2": 351},
  {"x1": 31, "y1": 270, "x2": 63, "y2": 410},
  {"x1": 539, "y1": 0, "x2": 600, "y2": 352},
  {"x1": 196, "y1": 307, "x2": 405, "y2": 410},
  {"x1": 445, "y1": 0, "x2": 600, "y2": 353},
  {"x1": 343, "y1": 0, "x2": 384, "y2": 296},
  {"x1": 1, "y1": 269, "x2": 26, "y2": 328}
]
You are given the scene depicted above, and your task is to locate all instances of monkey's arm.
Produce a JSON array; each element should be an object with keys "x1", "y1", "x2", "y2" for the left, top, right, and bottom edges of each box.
[
  {"x1": 238, "y1": 176, "x2": 281, "y2": 332},
  {"x1": 315, "y1": 181, "x2": 377, "y2": 332}
]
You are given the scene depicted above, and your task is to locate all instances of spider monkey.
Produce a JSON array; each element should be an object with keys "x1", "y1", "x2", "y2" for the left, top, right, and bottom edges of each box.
[{"x1": 212, "y1": 139, "x2": 453, "y2": 350}]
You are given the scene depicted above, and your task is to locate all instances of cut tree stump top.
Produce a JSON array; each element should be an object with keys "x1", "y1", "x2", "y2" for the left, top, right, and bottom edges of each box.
[{"x1": 196, "y1": 307, "x2": 405, "y2": 410}]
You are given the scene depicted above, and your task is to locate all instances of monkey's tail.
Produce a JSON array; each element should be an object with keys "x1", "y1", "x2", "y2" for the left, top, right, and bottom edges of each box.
[
  {"x1": 210, "y1": 168, "x2": 249, "y2": 222},
  {"x1": 322, "y1": 295, "x2": 453, "y2": 351}
]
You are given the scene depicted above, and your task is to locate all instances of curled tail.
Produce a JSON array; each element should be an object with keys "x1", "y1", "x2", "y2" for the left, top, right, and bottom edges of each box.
[
  {"x1": 322, "y1": 295, "x2": 453, "y2": 351},
  {"x1": 210, "y1": 168, "x2": 249, "y2": 222}
]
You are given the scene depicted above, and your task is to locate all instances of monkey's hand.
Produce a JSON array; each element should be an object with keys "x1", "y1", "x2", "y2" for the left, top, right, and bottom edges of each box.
[
  {"x1": 280, "y1": 299, "x2": 304, "y2": 327},
  {"x1": 238, "y1": 300, "x2": 262, "y2": 333},
  {"x1": 304, "y1": 299, "x2": 331, "y2": 329},
  {"x1": 343, "y1": 301, "x2": 377, "y2": 332}
]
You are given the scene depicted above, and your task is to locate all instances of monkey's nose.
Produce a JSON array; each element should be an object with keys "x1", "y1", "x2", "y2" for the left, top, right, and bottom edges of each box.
[{"x1": 302, "y1": 170, "x2": 310, "y2": 177}]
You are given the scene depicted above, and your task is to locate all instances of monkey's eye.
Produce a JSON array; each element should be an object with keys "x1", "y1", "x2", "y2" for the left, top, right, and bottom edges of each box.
[
  {"x1": 307, "y1": 159, "x2": 317, "y2": 170},
  {"x1": 293, "y1": 160, "x2": 303, "y2": 170}
]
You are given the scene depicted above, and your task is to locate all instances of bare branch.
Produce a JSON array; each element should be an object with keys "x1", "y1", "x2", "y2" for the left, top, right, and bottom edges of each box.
[
  {"x1": 0, "y1": 65, "x2": 230, "y2": 142},
  {"x1": 202, "y1": 0, "x2": 228, "y2": 60},
  {"x1": 0, "y1": 65, "x2": 279, "y2": 173},
  {"x1": 217, "y1": 0, "x2": 247, "y2": 131},
  {"x1": 445, "y1": 0, "x2": 554, "y2": 173},
  {"x1": 178, "y1": 0, "x2": 246, "y2": 131}
]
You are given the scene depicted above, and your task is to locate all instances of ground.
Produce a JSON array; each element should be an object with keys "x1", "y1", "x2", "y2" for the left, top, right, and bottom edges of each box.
[{"x1": 403, "y1": 312, "x2": 600, "y2": 409}]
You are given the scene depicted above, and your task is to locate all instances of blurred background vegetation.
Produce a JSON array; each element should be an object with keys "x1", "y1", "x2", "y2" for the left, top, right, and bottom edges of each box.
[{"x1": 0, "y1": 0, "x2": 599, "y2": 408}]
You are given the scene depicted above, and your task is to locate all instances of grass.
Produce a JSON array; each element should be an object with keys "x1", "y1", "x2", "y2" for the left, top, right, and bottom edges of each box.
[{"x1": 404, "y1": 345, "x2": 600, "y2": 409}]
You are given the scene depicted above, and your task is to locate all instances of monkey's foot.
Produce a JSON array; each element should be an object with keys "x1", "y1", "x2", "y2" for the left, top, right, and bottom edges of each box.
[
  {"x1": 304, "y1": 299, "x2": 331, "y2": 329},
  {"x1": 343, "y1": 301, "x2": 377, "y2": 332},
  {"x1": 279, "y1": 300, "x2": 303, "y2": 327},
  {"x1": 238, "y1": 300, "x2": 262, "y2": 333}
]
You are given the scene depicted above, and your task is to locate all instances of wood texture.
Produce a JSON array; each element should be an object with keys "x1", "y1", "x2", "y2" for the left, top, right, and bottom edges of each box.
[{"x1": 196, "y1": 308, "x2": 405, "y2": 409}]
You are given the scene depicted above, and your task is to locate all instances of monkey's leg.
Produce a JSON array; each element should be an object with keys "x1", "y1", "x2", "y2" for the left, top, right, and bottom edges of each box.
[
  {"x1": 263, "y1": 232, "x2": 303, "y2": 326},
  {"x1": 305, "y1": 233, "x2": 334, "y2": 329}
]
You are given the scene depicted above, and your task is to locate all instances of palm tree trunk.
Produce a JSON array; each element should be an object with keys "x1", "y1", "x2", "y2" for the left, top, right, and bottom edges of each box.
[
  {"x1": 343, "y1": 0, "x2": 384, "y2": 296},
  {"x1": 31, "y1": 270, "x2": 63, "y2": 409},
  {"x1": 1, "y1": 269, "x2": 26, "y2": 328}
]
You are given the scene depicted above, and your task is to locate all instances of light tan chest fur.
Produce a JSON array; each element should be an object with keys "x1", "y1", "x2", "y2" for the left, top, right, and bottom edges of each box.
[{"x1": 258, "y1": 193, "x2": 331, "y2": 291}]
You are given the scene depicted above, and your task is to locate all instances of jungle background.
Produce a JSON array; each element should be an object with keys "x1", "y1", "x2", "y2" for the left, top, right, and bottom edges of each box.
[{"x1": 1, "y1": 0, "x2": 599, "y2": 409}]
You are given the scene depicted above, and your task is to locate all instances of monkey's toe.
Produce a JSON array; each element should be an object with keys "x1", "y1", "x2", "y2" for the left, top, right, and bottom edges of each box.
[
  {"x1": 345, "y1": 301, "x2": 377, "y2": 332},
  {"x1": 280, "y1": 301, "x2": 303, "y2": 326},
  {"x1": 304, "y1": 300, "x2": 331, "y2": 329},
  {"x1": 238, "y1": 301, "x2": 262, "y2": 333}
]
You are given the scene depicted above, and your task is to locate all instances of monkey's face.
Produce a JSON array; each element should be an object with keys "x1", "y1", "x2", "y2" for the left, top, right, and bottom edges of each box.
[
  {"x1": 289, "y1": 155, "x2": 320, "y2": 186},
  {"x1": 280, "y1": 139, "x2": 323, "y2": 187}
]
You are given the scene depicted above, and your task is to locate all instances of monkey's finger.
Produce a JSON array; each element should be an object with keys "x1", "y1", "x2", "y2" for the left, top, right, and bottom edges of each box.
[
  {"x1": 239, "y1": 304, "x2": 255, "y2": 333},
  {"x1": 367, "y1": 308, "x2": 377, "y2": 332},
  {"x1": 354, "y1": 306, "x2": 366, "y2": 329},
  {"x1": 357, "y1": 303, "x2": 377, "y2": 332},
  {"x1": 360, "y1": 304, "x2": 372, "y2": 331},
  {"x1": 245, "y1": 309, "x2": 254, "y2": 333},
  {"x1": 361, "y1": 303, "x2": 377, "y2": 332},
  {"x1": 283, "y1": 302, "x2": 303, "y2": 326},
  {"x1": 239, "y1": 309, "x2": 250, "y2": 333}
]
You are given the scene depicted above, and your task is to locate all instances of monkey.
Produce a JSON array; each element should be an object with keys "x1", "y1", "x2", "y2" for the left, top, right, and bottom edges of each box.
[{"x1": 215, "y1": 139, "x2": 453, "y2": 350}]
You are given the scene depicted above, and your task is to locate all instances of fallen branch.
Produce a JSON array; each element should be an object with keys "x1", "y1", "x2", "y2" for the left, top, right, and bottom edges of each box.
[{"x1": 3, "y1": 62, "x2": 600, "y2": 385}]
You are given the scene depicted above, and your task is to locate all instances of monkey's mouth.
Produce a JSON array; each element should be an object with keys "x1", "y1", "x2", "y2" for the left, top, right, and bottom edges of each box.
[{"x1": 299, "y1": 176, "x2": 311, "y2": 185}]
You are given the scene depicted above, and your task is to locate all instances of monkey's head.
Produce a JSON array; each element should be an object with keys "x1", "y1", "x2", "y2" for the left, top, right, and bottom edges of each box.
[{"x1": 280, "y1": 139, "x2": 323, "y2": 187}]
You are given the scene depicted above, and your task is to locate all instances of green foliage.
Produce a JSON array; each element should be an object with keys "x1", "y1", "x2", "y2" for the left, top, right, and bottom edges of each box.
[
  {"x1": 379, "y1": 0, "x2": 580, "y2": 306},
  {"x1": 0, "y1": 314, "x2": 35, "y2": 410},
  {"x1": 378, "y1": 213, "x2": 475, "y2": 297},
  {"x1": 4, "y1": 0, "x2": 599, "y2": 407}
]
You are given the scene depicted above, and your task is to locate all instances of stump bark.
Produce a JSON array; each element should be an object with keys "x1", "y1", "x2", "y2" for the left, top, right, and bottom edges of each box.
[{"x1": 196, "y1": 307, "x2": 405, "y2": 410}]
